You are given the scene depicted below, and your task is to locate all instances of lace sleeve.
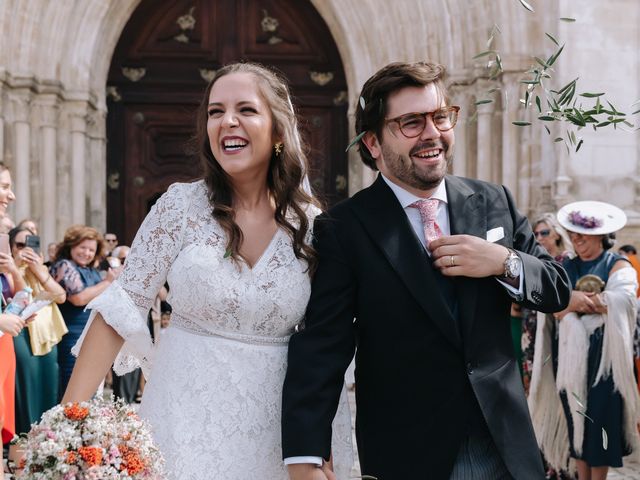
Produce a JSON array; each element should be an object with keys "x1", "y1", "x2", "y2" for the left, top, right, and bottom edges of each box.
[
  {"x1": 118, "y1": 182, "x2": 192, "y2": 314},
  {"x1": 71, "y1": 182, "x2": 194, "y2": 377}
]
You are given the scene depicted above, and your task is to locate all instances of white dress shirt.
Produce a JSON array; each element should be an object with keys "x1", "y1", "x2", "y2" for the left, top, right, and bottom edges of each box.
[{"x1": 380, "y1": 174, "x2": 524, "y2": 297}]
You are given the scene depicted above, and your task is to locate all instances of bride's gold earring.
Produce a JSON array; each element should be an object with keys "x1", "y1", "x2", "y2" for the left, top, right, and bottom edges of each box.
[{"x1": 274, "y1": 142, "x2": 283, "y2": 156}]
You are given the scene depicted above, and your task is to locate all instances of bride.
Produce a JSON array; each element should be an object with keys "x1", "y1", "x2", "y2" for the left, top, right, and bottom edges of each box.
[{"x1": 62, "y1": 62, "x2": 353, "y2": 479}]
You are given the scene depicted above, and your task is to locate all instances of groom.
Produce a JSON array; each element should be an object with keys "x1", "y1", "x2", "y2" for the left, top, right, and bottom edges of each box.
[{"x1": 281, "y1": 61, "x2": 571, "y2": 480}]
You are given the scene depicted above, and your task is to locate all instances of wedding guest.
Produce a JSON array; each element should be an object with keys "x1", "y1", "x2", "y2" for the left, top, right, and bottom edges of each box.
[
  {"x1": 522, "y1": 214, "x2": 575, "y2": 391},
  {"x1": 44, "y1": 242, "x2": 58, "y2": 268},
  {"x1": 0, "y1": 162, "x2": 17, "y2": 478},
  {"x1": 50, "y1": 226, "x2": 120, "y2": 396},
  {"x1": 9, "y1": 226, "x2": 67, "y2": 435},
  {"x1": 16, "y1": 219, "x2": 38, "y2": 235},
  {"x1": 103, "y1": 233, "x2": 118, "y2": 257},
  {"x1": 1, "y1": 313, "x2": 25, "y2": 478},
  {"x1": 529, "y1": 201, "x2": 639, "y2": 480},
  {"x1": 618, "y1": 244, "x2": 640, "y2": 297}
]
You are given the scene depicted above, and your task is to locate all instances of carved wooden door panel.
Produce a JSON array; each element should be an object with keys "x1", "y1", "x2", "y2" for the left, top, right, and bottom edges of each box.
[{"x1": 107, "y1": 0, "x2": 348, "y2": 245}]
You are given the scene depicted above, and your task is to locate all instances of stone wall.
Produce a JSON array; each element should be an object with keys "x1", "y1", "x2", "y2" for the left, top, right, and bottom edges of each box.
[{"x1": 0, "y1": 0, "x2": 638, "y2": 246}]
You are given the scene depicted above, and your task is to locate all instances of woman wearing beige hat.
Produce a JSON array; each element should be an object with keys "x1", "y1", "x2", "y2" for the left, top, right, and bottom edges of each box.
[{"x1": 529, "y1": 201, "x2": 640, "y2": 480}]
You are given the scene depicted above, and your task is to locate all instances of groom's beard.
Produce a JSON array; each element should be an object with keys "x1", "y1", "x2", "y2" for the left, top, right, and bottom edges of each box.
[{"x1": 381, "y1": 139, "x2": 453, "y2": 192}]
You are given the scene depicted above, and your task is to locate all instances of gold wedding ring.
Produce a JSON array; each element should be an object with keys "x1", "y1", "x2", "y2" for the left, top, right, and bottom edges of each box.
[{"x1": 449, "y1": 255, "x2": 455, "y2": 267}]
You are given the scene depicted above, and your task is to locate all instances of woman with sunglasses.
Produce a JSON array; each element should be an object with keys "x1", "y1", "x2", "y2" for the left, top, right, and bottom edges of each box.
[
  {"x1": 9, "y1": 226, "x2": 67, "y2": 440},
  {"x1": 532, "y1": 213, "x2": 574, "y2": 262},
  {"x1": 519, "y1": 214, "x2": 575, "y2": 478}
]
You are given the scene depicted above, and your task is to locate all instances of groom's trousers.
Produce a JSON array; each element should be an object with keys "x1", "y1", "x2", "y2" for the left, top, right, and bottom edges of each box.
[{"x1": 449, "y1": 428, "x2": 513, "y2": 480}]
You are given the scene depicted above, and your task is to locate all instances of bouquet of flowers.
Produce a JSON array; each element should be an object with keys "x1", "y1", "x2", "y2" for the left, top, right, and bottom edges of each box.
[{"x1": 15, "y1": 396, "x2": 164, "y2": 479}]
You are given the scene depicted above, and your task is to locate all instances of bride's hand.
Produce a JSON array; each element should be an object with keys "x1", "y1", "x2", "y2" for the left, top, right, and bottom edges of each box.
[
  {"x1": 320, "y1": 457, "x2": 336, "y2": 480},
  {"x1": 287, "y1": 463, "x2": 332, "y2": 480}
]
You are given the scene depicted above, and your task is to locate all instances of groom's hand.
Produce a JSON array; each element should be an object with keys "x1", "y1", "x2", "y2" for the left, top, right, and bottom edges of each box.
[
  {"x1": 287, "y1": 463, "x2": 335, "y2": 480},
  {"x1": 429, "y1": 234, "x2": 508, "y2": 278}
]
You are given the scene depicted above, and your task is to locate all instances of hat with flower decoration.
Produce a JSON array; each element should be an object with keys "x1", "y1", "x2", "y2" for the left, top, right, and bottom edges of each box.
[{"x1": 557, "y1": 200, "x2": 627, "y2": 235}]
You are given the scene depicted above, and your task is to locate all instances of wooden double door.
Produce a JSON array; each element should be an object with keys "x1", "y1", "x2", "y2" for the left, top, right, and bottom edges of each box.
[{"x1": 106, "y1": 0, "x2": 348, "y2": 244}]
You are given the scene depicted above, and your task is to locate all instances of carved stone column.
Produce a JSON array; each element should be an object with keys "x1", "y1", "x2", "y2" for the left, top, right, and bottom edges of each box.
[
  {"x1": 34, "y1": 94, "x2": 59, "y2": 247},
  {"x1": 449, "y1": 86, "x2": 471, "y2": 178},
  {"x1": 500, "y1": 74, "x2": 522, "y2": 195},
  {"x1": 0, "y1": 84, "x2": 4, "y2": 164},
  {"x1": 553, "y1": 149, "x2": 572, "y2": 208},
  {"x1": 69, "y1": 102, "x2": 88, "y2": 225},
  {"x1": 346, "y1": 98, "x2": 376, "y2": 194},
  {"x1": 87, "y1": 109, "x2": 107, "y2": 231},
  {"x1": 475, "y1": 84, "x2": 495, "y2": 183},
  {"x1": 9, "y1": 91, "x2": 32, "y2": 221}
]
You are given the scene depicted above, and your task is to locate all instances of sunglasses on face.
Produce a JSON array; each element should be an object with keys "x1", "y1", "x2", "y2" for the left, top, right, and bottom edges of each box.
[
  {"x1": 534, "y1": 229, "x2": 551, "y2": 238},
  {"x1": 14, "y1": 242, "x2": 26, "y2": 249}
]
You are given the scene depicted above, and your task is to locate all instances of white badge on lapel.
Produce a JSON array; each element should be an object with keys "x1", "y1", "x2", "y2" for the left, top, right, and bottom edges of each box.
[{"x1": 486, "y1": 226, "x2": 505, "y2": 243}]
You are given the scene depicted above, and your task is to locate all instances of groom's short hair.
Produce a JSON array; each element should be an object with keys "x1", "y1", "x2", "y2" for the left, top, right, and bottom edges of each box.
[{"x1": 355, "y1": 61, "x2": 449, "y2": 170}]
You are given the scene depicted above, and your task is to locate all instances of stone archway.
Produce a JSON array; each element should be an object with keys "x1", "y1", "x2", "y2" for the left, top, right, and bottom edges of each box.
[{"x1": 105, "y1": 0, "x2": 349, "y2": 244}]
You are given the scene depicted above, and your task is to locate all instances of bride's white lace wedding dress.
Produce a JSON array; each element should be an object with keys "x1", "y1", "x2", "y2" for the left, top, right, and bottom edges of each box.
[{"x1": 73, "y1": 180, "x2": 353, "y2": 479}]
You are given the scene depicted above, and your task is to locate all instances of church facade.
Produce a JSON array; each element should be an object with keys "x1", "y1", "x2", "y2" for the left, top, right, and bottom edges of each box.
[{"x1": 0, "y1": 0, "x2": 638, "y2": 246}]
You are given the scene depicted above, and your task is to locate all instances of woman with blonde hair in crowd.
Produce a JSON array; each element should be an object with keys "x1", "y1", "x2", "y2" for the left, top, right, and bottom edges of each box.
[
  {"x1": 16, "y1": 219, "x2": 37, "y2": 236},
  {"x1": 532, "y1": 213, "x2": 574, "y2": 262},
  {"x1": 9, "y1": 225, "x2": 67, "y2": 436},
  {"x1": 522, "y1": 214, "x2": 576, "y2": 387},
  {"x1": 518, "y1": 213, "x2": 576, "y2": 479},
  {"x1": 50, "y1": 225, "x2": 120, "y2": 396}
]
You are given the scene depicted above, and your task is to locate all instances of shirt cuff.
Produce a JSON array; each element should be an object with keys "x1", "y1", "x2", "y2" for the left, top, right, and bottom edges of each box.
[
  {"x1": 495, "y1": 269, "x2": 524, "y2": 300},
  {"x1": 284, "y1": 456, "x2": 323, "y2": 466}
]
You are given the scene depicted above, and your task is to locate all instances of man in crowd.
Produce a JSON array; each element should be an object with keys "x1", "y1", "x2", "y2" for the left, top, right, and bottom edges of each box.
[{"x1": 103, "y1": 232, "x2": 118, "y2": 256}]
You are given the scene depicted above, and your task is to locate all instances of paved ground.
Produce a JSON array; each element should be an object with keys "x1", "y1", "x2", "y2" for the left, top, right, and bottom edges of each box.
[
  {"x1": 610, "y1": 462, "x2": 640, "y2": 479},
  {"x1": 346, "y1": 388, "x2": 640, "y2": 479},
  {"x1": 5, "y1": 387, "x2": 639, "y2": 478}
]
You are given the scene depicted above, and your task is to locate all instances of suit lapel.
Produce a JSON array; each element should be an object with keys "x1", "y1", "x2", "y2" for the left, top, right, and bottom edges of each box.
[
  {"x1": 351, "y1": 176, "x2": 461, "y2": 350},
  {"x1": 445, "y1": 176, "x2": 485, "y2": 343}
]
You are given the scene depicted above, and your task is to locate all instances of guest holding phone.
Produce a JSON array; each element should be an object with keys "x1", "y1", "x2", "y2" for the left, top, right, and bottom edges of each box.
[
  {"x1": 50, "y1": 226, "x2": 121, "y2": 396},
  {"x1": 10, "y1": 226, "x2": 67, "y2": 436}
]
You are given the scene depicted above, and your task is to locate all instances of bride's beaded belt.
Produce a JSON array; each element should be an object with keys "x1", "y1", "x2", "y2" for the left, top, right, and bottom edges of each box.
[{"x1": 170, "y1": 312, "x2": 291, "y2": 346}]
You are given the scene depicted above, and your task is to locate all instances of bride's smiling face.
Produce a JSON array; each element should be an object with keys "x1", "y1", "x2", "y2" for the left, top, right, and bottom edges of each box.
[{"x1": 206, "y1": 72, "x2": 275, "y2": 179}]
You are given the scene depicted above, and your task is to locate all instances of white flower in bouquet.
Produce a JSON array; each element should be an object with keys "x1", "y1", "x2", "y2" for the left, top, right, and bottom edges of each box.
[{"x1": 16, "y1": 396, "x2": 164, "y2": 479}]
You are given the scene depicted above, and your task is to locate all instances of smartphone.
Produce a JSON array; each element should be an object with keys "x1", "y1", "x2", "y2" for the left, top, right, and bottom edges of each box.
[
  {"x1": 0, "y1": 233, "x2": 9, "y2": 255},
  {"x1": 25, "y1": 235, "x2": 41, "y2": 255}
]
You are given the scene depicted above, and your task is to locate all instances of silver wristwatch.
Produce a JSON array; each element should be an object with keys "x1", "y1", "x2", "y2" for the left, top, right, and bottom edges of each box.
[{"x1": 502, "y1": 248, "x2": 522, "y2": 279}]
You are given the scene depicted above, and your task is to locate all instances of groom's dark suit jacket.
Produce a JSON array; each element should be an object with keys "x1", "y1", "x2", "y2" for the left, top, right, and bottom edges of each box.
[{"x1": 282, "y1": 175, "x2": 570, "y2": 479}]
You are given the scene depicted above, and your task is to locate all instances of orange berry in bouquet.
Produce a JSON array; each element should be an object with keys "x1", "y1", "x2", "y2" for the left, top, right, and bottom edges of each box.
[{"x1": 16, "y1": 396, "x2": 164, "y2": 479}]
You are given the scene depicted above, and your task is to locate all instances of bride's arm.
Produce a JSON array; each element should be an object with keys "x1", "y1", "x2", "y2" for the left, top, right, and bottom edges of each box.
[{"x1": 61, "y1": 313, "x2": 124, "y2": 403}]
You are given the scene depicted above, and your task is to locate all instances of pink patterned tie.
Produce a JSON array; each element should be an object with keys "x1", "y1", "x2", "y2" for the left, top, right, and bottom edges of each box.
[{"x1": 410, "y1": 198, "x2": 442, "y2": 245}]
